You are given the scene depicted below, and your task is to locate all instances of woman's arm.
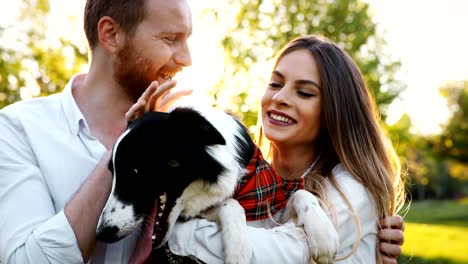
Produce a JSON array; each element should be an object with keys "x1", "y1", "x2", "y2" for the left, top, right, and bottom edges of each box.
[
  {"x1": 168, "y1": 218, "x2": 310, "y2": 264},
  {"x1": 328, "y1": 165, "x2": 379, "y2": 263}
]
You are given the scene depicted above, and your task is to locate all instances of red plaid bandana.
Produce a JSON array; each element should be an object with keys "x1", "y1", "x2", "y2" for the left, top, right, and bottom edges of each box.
[{"x1": 233, "y1": 146, "x2": 304, "y2": 221}]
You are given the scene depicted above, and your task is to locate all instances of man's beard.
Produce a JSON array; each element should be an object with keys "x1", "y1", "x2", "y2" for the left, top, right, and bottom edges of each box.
[{"x1": 113, "y1": 39, "x2": 158, "y2": 101}]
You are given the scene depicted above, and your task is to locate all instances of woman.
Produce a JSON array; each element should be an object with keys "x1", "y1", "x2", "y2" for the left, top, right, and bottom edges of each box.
[
  {"x1": 127, "y1": 34, "x2": 406, "y2": 263},
  {"x1": 255, "y1": 34, "x2": 406, "y2": 263}
]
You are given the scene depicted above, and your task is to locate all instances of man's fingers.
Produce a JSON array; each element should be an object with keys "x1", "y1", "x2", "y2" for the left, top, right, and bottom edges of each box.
[
  {"x1": 141, "y1": 81, "x2": 159, "y2": 102},
  {"x1": 159, "y1": 89, "x2": 193, "y2": 112},
  {"x1": 131, "y1": 80, "x2": 191, "y2": 115},
  {"x1": 126, "y1": 100, "x2": 146, "y2": 122},
  {"x1": 146, "y1": 80, "x2": 178, "y2": 112}
]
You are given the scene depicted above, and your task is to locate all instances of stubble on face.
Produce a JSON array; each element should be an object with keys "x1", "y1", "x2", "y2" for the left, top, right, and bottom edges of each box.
[{"x1": 113, "y1": 38, "x2": 157, "y2": 101}]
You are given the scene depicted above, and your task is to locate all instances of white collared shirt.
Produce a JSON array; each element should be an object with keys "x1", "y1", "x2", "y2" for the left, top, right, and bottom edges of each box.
[{"x1": 0, "y1": 75, "x2": 138, "y2": 264}]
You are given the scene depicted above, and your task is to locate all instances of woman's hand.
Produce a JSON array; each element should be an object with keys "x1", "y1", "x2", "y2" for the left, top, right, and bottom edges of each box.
[
  {"x1": 379, "y1": 215, "x2": 405, "y2": 264},
  {"x1": 126, "y1": 80, "x2": 193, "y2": 123}
]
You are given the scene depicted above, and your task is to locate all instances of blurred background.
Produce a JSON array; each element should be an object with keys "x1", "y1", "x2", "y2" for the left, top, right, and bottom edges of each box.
[{"x1": 1, "y1": 0, "x2": 467, "y2": 263}]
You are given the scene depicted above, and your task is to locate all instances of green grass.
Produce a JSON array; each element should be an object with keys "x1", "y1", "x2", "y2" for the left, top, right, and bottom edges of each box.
[{"x1": 397, "y1": 199, "x2": 468, "y2": 264}]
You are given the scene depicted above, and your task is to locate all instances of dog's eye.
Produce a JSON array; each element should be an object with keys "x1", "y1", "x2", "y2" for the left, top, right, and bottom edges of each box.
[{"x1": 167, "y1": 160, "x2": 180, "y2": 168}]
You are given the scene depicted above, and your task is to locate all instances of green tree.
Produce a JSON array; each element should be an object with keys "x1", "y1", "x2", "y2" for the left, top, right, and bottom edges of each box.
[
  {"x1": 396, "y1": 81, "x2": 468, "y2": 200},
  {"x1": 437, "y1": 81, "x2": 468, "y2": 163},
  {"x1": 208, "y1": 0, "x2": 404, "y2": 130},
  {"x1": 434, "y1": 81, "x2": 468, "y2": 183},
  {"x1": 0, "y1": 0, "x2": 87, "y2": 109},
  {"x1": 387, "y1": 114, "x2": 431, "y2": 200},
  {"x1": 0, "y1": 28, "x2": 24, "y2": 109},
  {"x1": 388, "y1": 81, "x2": 468, "y2": 199}
]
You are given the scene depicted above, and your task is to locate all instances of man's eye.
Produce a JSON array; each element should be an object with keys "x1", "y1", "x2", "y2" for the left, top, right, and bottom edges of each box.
[{"x1": 164, "y1": 36, "x2": 177, "y2": 42}]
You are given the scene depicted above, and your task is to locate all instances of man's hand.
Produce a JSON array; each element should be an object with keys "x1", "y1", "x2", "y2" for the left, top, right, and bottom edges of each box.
[
  {"x1": 379, "y1": 215, "x2": 405, "y2": 264},
  {"x1": 126, "y1": 80, "x2": 192, "y2": 123}
]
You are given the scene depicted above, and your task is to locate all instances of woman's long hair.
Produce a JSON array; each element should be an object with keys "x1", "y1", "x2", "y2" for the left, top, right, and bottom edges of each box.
[{"x1": 257, "y1": 35, "x2": 406, "y2": 261}]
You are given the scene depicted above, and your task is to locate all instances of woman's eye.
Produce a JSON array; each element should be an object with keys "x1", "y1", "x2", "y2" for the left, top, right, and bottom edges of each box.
[
  {"x1": 268, "y1": 82, "x2": 282, "y2": 89},
  {"x1": 297, "y1": 91, "x2": 315, "y2": 98}
]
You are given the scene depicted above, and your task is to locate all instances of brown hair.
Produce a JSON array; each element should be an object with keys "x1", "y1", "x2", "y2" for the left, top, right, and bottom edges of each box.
[
  {"x1": 84, "y1": 0, "x2": 147, "y2": 51},
  {"x1": 257, "y1": 35, "x2": 406, "y2": 260}
]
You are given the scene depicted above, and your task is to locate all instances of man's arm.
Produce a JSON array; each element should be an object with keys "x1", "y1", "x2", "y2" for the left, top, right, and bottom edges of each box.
[
  {"x1": 0, "y1": 113, "x2": 84, "y2": 263},
  {"x1": 64, "y1": 151, "x2": 112, "y2": 262}
]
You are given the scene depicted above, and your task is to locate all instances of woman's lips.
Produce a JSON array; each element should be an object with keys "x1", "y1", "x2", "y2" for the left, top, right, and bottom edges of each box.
[{"x1": 267, "y1": 110, "x2": 296, "y2": 126}]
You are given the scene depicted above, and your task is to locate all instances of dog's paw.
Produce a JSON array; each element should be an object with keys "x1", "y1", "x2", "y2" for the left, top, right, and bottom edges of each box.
[
  {"x1": 218, "y1": 198, "x2": 253, "y2": 264},
  {"x1": 291, "y1": 190, "x2": 338, "y2": 264},
  {"x1": 224, "y1": 243, "x2": 253, "y2": 264}
]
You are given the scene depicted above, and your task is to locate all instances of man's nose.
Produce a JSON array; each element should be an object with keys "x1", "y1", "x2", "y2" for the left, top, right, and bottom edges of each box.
[{"x1": 175, "y1": 42, "x2": 192, "y2": 67}]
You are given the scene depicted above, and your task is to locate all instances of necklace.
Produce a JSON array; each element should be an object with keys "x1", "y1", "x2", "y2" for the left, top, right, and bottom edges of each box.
[{"x1": 300, "y1": 153, "x2": 322, "y2": 178}]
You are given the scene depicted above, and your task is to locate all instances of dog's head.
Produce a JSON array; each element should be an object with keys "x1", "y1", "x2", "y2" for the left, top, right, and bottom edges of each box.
[{"x1": 96, "y1": 108, "x2": 227, "y2": 245}]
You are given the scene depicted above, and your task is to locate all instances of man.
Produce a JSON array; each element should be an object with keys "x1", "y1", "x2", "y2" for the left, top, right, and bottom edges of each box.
[
  {"x1": 0, "y1": 0, "x2": 191, "y2": 263},
  {"x1": 0, "y1": 0, "x2": 403, "y2": 263}
]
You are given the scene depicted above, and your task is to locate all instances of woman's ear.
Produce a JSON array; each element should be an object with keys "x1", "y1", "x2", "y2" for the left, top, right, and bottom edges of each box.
[{"x1": 97, "y1": 16, "x2": 123, "y2": 54}]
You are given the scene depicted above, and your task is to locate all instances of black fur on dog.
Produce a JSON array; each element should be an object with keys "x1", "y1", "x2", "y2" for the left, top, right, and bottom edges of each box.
[{"x1": 96, "y1": 106, "x2": 254, "y2": 247}]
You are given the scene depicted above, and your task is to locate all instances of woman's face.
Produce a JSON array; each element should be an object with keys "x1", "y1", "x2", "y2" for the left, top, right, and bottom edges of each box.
[{"x1": 261, "y1": 49, "x2": 322, "y2": 150}]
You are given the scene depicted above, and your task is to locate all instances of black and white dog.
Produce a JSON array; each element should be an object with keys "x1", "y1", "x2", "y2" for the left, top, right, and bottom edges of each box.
[{"x1": 96, "y1": 106, "x2": 338, "y2": 264}]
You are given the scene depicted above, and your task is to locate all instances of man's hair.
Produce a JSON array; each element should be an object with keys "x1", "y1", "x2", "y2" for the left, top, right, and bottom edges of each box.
[{"x1": 84, "y1": 0, "x2": 147, "y2": 51}]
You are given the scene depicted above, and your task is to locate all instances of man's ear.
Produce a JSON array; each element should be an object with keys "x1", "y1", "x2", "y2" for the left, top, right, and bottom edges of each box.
[{"x1": 97, "y1": 16, "x2": 124, "y2": 54}]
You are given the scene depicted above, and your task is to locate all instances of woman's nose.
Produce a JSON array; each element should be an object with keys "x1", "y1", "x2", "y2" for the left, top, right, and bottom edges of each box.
[{"x1": 272, "y1": 88, "x2": 291, "y2": 106}]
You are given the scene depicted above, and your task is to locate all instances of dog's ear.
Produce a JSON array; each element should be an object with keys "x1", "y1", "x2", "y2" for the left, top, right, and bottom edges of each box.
[
  {"x1": 199, "y1": 119, "x2": 225, "y2": 145},
  {"x1": 140, "y1": 111, "x2": 170, "y2": 121},
  {"x1": 170, "y1": 107, "x2": 226, "y2": 145},
  {"x1": 126, "y1": 111, "x2": 170, "y2": 129}
]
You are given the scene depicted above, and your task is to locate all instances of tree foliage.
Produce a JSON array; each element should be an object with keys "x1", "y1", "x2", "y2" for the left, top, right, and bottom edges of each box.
[
  {"x1": 0, "y1": 0, "x2": 87, "y2": 109},
  {"x1": 387, "y1": 81, "x2": 468, "y2": 199},
  {"x1": 433, "y1": 81, "x2": 468, "y2": 182},
  {"x1": 208, "y1": 0, "x2": 404, "y2": 129},
  {"x1": 0, "y1": 33, "x2": 24, "y2": 109},
  {"x1": 437, "y1": 81, "x2": 468, "y2": 164}
]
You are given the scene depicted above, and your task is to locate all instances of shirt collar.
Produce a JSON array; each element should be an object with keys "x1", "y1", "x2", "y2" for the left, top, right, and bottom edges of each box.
[{"x1": 61, "y1": 74, "x2": 87, "y2": 136}]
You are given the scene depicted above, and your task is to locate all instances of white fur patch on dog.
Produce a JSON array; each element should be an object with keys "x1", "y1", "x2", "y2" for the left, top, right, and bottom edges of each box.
[
  {"x1": 98, "y1": 194, "x2": 142, "y2": 237},
  {"x1": 284, "y1": 190, "x2": 338, "y2": 264},
  {"x1": 97, "y1": 127, "x2": 143, "y2": 237},
  {"x1": 218, "y1": 198, "x2": 253, "y2": 264},
  {"x1": 157, "y1": 197, "x2": 183, "y2": 247}
]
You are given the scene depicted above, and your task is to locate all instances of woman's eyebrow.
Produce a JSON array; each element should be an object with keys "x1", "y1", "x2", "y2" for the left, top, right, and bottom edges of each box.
[
  {"x1": 272, "y1": 70, "x2": 285, "y2": 79},
  {"x1": 273, "y1": 70, "x2": 320, "y2": 89},
  {"x1": 295, "y1": 79, "x2": 321, "y2": 89}
]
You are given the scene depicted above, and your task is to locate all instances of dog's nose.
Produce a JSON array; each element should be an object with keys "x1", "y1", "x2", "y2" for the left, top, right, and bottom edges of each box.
[{"x1": 96, "y1": 225, "x2": 120, "y2": 243}]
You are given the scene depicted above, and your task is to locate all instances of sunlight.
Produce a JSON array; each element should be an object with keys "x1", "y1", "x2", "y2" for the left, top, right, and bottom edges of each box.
[
  {"x1": 367, "y1": 0, "x2": 468, "y2": 134},
  {"x1": 1, "y1": 0, "x2": 467, "y2": 135}
]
